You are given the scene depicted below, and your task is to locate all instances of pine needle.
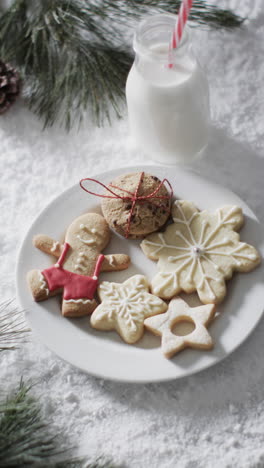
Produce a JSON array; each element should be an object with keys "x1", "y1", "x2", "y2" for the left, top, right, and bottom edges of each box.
[
  {"x1": 0, "y1": 379, "x2": 120, "y2": 467},
  {"x1": 0, "y1": 0, "x2": 245, "y2": 129},
  {"x1": 102, "y1": 0, "x2": 245, "y2": 30},
  {"x1": 0, "y1": 300, "x2": 30, "y2": 352}
]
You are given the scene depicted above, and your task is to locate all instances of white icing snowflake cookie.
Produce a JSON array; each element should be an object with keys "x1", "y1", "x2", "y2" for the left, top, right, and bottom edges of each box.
[
  {"x1": 90, "y1": 275, "x2": 167, "y2": 344},
  {"x1": 141, "y1": 201, "x2": 261, "y2": 304},
  {"x1": 144, "y1": 297, "x2": 215, "y2": 358}
]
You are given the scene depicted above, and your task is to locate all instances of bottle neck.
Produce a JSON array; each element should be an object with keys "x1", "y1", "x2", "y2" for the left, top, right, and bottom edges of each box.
[{"x1": 133, "y1": 13, "x2": 192, "y2": 67}]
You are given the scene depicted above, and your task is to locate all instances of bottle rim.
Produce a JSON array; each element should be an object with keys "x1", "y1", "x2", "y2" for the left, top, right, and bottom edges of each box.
[{"x1": 133, "y1": 13, "x2": 190, "y2": 63}]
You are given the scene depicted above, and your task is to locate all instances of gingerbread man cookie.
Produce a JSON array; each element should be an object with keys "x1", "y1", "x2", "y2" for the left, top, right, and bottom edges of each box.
[
  {"x1": 141, "y1": 201, "x2": 260, "y2": 304},
  {"x1": 144, "y1": 297, "x2": 215, "y2": 358},
  {"x1": 27, "y1": 213, "x2": 130, "y2": 317},
  {"x1": 90, "y1": 275, "x2": 167, "y2": 344}
]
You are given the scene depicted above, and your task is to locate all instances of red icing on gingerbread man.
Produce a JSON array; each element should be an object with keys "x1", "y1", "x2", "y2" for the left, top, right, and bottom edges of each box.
[{"x1": 42, "y1": 242, "x2": 105, "y2": 300}]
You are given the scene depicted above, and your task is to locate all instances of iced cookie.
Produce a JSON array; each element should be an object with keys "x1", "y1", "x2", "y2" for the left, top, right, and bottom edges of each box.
[
  {"x1": 90, "y1": 275, "x2": 167, "y2": 344},
  {"x1": 141, "y1": 201, "x2": 261, "y2": 304},
  {"x1": 27, "y1": 213, "x2": 130, "y2": 317},
  {"x1": 144, "y1": 297, "x2": 215, "y2": 358},
  {"x1": 100, "y1": 172, "x2": 172, "y2": 239}
]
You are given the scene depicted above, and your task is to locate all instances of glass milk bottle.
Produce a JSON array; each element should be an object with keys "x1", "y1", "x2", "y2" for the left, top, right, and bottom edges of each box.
[{"x1": 126, "y1": 14, "x2": 210, "y2": 164}]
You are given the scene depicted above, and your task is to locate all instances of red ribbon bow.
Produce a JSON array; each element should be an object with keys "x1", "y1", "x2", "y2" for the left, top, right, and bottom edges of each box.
[{"x1": 80, "y1": 172, "x2": 173, "y2": 238}]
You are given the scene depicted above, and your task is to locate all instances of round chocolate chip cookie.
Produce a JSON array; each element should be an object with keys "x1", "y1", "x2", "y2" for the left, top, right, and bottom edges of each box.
[{"x1": 101, "y1": 172, "x2": 172, "y2": 239}]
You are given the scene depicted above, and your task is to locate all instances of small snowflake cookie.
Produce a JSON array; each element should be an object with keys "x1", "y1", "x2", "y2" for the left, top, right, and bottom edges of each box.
[
  {"x1": 144, "y1": 297, "x2": 215, "y2": 359},
  {"x1": 90, "y1": 275, "x2": 167, "y2": 344},
  {"x1": 141, "y1": 201, "x2": 261, "y2": 304}
]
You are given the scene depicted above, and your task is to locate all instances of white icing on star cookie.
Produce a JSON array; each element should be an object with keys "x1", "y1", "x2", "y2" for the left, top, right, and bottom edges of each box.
[
  {"x1": 141, "y1": 201, "x2": 260, "y2": 304},
  {"x1": 144, "y1": 297, "x2": 215, "y2": 358},
  {"x1": 90, "y1": 275, "x2": 167, "y2": 344}
]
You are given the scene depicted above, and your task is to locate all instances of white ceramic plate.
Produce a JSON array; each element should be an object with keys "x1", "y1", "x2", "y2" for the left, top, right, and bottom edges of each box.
[{"x1": 16, "y1": 165, "x2": 264, "y2": 383}]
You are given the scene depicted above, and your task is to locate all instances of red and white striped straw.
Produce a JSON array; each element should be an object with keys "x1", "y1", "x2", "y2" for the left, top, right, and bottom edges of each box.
[{"x1": 171, "y1": 0, "x2": 193, "y2": 50}]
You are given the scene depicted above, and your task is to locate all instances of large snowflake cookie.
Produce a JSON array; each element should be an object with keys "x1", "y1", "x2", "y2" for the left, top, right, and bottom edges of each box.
[
  {"x1": 144, "y1": 297, "x2": 215, "y2": 358},
  {"x1": 141, "y1": 201, "x2": 261, "y2": 304},
  {"x1": 90, "y1": 275, "x2": 167, "y2": 344}
]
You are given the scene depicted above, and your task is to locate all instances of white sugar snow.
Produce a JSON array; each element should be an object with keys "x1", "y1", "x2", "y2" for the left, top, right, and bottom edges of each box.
[{"x1": 1, "y1": 1, "x2": 264, "y2": 467}]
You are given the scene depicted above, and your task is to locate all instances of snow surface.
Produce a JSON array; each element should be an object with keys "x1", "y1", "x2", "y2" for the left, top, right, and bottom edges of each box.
[{"x1": 1, "y1": 1, "x2": 264, "y2": 467}]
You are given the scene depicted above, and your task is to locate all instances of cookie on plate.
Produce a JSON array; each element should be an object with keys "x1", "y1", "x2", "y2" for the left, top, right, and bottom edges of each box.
[
  {"x1": 144, "y1": 297, "x2": 215, "y2": 358},
  {"x1": 141, "y1": 200, "x2": 261, "y2": 304},
  {"x1": 90, "y1": 275, "x2": 167, "y2": 344},
  {"x1": 27, "y1": 212, "x2": 130, "y2": 318},
  {"x1": 101, "y1": 172, "x2": 172, "y2": 239}
]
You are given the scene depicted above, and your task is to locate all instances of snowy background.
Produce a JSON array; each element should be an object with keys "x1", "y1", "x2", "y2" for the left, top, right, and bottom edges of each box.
[{"x1": 1, "y1": 0, "x2": 264, "y2": 467}]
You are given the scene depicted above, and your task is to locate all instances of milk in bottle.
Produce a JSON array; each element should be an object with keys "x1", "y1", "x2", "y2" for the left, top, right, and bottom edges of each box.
[{"x1": 126, "y1": 14, "x2": 210, "y2": 164}]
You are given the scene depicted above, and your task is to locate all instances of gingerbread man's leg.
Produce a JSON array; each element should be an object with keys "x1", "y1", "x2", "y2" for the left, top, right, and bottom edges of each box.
[
  {"x1": 62, "y1": 298, "x2": 98, "y2": 318},
  {"x1": 27, "y1": 269, "x2": 61, "y2": 302}
]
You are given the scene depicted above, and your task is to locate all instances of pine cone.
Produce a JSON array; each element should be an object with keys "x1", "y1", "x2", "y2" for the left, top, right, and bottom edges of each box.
[{"x1": 0, "y1": 60, "x2": 20, "y2": 114}]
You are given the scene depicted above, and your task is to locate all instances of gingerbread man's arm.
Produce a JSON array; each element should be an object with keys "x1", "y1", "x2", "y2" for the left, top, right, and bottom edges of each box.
[
  {"x1": 33, "y1": 235, "x2": 63, "y2": 258},
  {"x1": 101, "y1": 254, "x2": 130, "y2": 272}
]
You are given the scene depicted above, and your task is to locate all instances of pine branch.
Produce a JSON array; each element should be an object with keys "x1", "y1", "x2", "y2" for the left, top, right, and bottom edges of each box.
[
  {"x1": 0, "y1": 300, "x2": 30, "y2": 352},
  {"x1": 0, "y1": 0, "x2": 132, "y2": 129},
  {"x1": 0, "y1": 379, "x2": 119, "y2": 467},
  {"x1": 24, "y1": 43, "x2": 131, "y2": 129},
  {"x1": 102, "y1": 0, "x2": 245, "y2": 30},
  {"x1": 0, "y1": 0, "x2": 244, "y2": 129}
]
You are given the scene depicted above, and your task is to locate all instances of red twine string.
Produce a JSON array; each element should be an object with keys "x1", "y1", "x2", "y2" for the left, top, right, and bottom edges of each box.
[{"x1": 80, "y1": 172, "x2": 173, "y2": 238}]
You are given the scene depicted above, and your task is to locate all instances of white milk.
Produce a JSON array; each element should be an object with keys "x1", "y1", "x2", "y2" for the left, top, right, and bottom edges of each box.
[{"x1": 126, "y1": 15, "x2": 210, "y2": 164}]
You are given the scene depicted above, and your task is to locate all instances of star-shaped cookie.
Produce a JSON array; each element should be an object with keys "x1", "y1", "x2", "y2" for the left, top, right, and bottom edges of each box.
[
  {"x1": 144, "y1": 297, "x2": 215, "y2": 358},
  {"x1": 90, "y1": 275, "x2": 167, "y2": 344},
  {"x1": 141, "y1": 200, "x2": 260, "y2": 304}
]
